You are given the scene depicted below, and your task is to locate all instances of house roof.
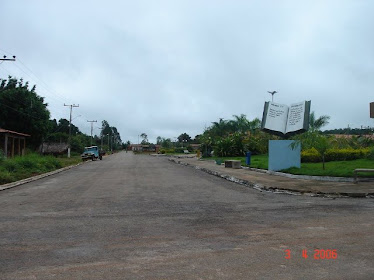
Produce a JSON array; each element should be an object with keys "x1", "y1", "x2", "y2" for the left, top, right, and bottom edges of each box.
[{"x1": 0, "y1": 128, "x2": 30, "y2": 137}]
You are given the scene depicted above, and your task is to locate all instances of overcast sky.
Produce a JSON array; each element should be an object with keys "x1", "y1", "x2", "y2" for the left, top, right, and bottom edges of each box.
[{"x1": 1, "y1": 0, "x2": 373, "y2": 143}]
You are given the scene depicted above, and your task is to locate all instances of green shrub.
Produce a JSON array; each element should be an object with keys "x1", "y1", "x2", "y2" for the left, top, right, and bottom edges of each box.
[
  {"x1": 3, "y1": 161, "x2": 18, "y2": 172},
  {"x1": 0, "y1": 149, "x2": 4, "y2": 162},
  {"x1": 214, "y1": 133, "x2": 245, "y2": 157},
  {"x1": 174, "y1": 148, "x2": 185, "y2": 153},
  {"x1": 159, "y1": 148, "x2": 176, "y2": 154},
  {"x1": 367, "y1": 147, "x2": 374, "y2": 160},
  {"x1": 0, "y1": 171, "x2": 14, "y2": 184},
  {"x1": 16, "y1": 156, "x2": 38, "y2": 169},
  {"x1": 301, "y1": 148, "x2": 321, "y2": 163},
  {"x1": 325, "y1": 148, "x2": 370, "y2": 161},
  {"x1": 302, "y1": 148, "x2": 370, "y2": 163}
]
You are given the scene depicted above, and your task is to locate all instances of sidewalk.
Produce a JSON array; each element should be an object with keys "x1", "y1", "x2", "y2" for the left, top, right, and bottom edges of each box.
[{"x1": 167, "y1": 156, "x2": 374, "y2": 198}]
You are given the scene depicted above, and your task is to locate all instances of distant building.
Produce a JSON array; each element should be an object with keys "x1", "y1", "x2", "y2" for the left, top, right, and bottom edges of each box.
[
  {"x1": 129, "y1": 144, "x2": 160, "y2": 153},
  {"x1": 189, "y1": 144, "x2": 201, "y2": 151}
]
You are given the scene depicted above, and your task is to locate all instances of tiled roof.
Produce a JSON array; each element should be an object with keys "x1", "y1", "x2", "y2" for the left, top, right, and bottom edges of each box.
[{"x1": 0, "y1": 128, "x2": 30, "y2": 137}]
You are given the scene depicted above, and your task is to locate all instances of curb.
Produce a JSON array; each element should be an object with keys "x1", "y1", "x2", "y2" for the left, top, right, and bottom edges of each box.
[
  {"x1": 242, "y1": 167, "x2": 355, "y2": 182},
  {"x1": 168, "y1": 158, "x2": 374, "y2": 198},
  {"x1": 0, "y1": 162, "x2": 84, "y2": 192}
]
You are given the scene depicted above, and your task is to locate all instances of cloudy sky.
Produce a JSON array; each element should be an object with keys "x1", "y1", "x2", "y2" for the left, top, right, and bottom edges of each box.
[{"x1": 1, "y1": 0, "x2": 373, "y2": 143}]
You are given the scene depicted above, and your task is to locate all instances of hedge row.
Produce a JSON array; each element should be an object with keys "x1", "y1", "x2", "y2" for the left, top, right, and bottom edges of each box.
[{"x1": 301, "y1": 148, "x2": 371, "y2": 163}]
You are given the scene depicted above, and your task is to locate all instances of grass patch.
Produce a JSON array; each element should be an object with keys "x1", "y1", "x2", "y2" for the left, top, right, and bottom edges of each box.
[
  {"x1": 282, "y1": 159, "x2": 374, "y2": 177},
  {"x1": 202, "y1": 155, "x2": 374, "y2": 177},
  {"x1": 0, "y1": 153, "x2": 81, "y2": 185}
]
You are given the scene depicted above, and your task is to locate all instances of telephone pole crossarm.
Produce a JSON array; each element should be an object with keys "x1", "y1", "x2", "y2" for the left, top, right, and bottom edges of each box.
[{"x1": 0, "y1": 55, "x2": 16, "y2": 61}]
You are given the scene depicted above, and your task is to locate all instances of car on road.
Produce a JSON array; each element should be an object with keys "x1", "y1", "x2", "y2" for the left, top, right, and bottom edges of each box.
[{"x1": 81, "y1": 146, "x2": 104, "y2": 161}]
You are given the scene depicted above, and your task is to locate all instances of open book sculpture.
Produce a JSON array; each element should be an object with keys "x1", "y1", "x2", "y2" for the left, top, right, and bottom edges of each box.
[{"x1": 261, "y1": 101, "x2": 311, "y2": 137}]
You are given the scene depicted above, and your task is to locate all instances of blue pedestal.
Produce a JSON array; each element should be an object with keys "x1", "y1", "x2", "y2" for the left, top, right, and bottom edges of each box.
[{"x1": 268, "y1": 140, "x2": 300, "y2": 171}]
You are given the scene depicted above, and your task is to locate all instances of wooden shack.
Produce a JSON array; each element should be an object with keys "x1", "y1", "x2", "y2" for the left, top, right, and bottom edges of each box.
[{"x1": 0, "y1": 128, "x2": 30, "y2": 158}]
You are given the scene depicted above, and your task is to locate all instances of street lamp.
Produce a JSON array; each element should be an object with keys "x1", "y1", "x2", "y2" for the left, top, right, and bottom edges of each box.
[{"x1": 268, "y1": 90, "x2": 277, "y2": 102}]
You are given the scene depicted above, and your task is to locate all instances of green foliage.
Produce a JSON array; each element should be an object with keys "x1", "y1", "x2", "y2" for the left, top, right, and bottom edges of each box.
[
  {"x1": 214, "y1": 133, "x2": 245, "y2": 157},
  {"x1": 309, "y1": 111, "x2": 330, "y2": 131},
  {"x1": 200, "y1": 115, "x2": 262, "y2": 157},
  {"x1": 0, "y1": 77, "x2": 51, "y2": 148},
  {"x1": 0, "y1": 153, "x2": 65, "y2": 184},
  {"x1": 367, "y1": 147, "x2": 374, "y2": 160},
  {"x1": 283, "y1": 159, "x2": 374, "y2": 177},
  {"x1": 301, "y1": 148, "x2": 321, "y2": 162},
  {"x1": 177, "y1": 133, "x2": 191, "y2": 143},
  {"x1": 301, "y1": 148, "x2": 370, "y2": 163},
  {"x1": 174, "y1": 147, "x2": 185, "y2": 153},
  {"x1": 0, "y1": 171, "x2": 14, "y2": 185},
  {"x1": 323, "y1": 127, "x2": 374, "y2": 136},
  {"x1": 160, "y1": 138, "x2": 172, "y2": 148},
  {"x1": 186, "y1": 145, "x2": 194, "y2": 152},
  {"x1": 0, "y1": 149, "x2": 4, "y2": 162},
  {"x1": 71, "y1": 134, "x2": 91, "y2": 153},
  {"x1": 204, "y1": 155, "x2": 374, "y2": 177},
  {"x1": 159, "y1": 148, "x2": 175, "y2": 154},
  {"x1": 243, "y1": 131, "x2": 275, "y2": 155},
  {"x1": 140, "y1": 133, "x2": 149, "y2": 145},
  {"x1": 326, "y1": 148, "x2": 370, "y2": 161},
  {"x1": 100, "y1": 120, "x2": 122, "y2": 150}
]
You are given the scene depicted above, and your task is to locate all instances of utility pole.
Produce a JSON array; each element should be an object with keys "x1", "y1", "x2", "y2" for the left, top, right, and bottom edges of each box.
[
  {"x1": 64, "y1": 104, "x2": 79, "y2": 158},
  {"x1": 0, "y1": 55, "x2": 16, "y2": 61},
  {"x1": 87, "y1": 120, "x2": 97, "y2": 146},
  {"x1": 107, "y1": 134, "x2": 110, "y2": 153},
  {"x1": 97, "y1": 127, "x2": 104, "y2": 150}
]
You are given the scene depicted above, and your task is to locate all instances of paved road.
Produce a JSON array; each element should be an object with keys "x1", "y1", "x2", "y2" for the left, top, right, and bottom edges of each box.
[{"x1": 0, "y1": 152, "x2": 373, "y2": 279}]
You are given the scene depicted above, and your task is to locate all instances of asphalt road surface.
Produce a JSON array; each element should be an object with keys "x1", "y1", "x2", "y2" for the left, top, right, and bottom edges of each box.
[{"x1": 0, "y1": 152, "x2": 373, "y2": 279}]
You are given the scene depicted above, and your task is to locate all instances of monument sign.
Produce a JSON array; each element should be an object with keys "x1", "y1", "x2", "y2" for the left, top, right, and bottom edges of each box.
[
  {"x1": 261, "y1": 101, "x2": 311, "y2": 137},
  {"x1": 261, "y1": 100, "x2": 311, "y2": 171}
]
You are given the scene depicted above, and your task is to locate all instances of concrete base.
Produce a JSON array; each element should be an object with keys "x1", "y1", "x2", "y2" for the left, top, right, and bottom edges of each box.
[{"x1": 225, "y1": 160, "x2": 241, "y2": 169}]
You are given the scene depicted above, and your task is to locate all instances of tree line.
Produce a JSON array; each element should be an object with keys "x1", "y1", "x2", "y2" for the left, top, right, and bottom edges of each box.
[{"x1": 0, "y1": 76, "x2": 123, "y2": 153}]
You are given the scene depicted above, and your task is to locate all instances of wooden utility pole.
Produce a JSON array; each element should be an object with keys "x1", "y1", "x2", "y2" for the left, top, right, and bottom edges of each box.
[
  {"x1": 87, "y1": 120, "x2": 97, "y2": 146},
  {"x1": 64, "y1": 104, "x2": 79, "y2": 158}
]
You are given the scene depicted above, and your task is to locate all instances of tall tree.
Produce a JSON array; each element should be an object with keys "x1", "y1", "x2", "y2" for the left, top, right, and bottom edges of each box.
[
  {"x1": 177, "y1": 133, "x2": 191, "y2": 143},
  {"x1": 0, "y1": 76, "x2": 50, "y2": 148},
  {"x1": 140, "y1": 133, "x2": 148, "y2": 144}
]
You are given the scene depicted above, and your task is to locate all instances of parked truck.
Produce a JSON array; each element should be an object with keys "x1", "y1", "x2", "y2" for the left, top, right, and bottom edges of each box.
[{"x1": 81, "y1": 146, "x2": 104, "y2": 161}]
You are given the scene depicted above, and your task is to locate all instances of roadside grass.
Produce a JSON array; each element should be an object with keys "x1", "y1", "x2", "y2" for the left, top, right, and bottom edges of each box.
[
  {"x1": 283, "y1": 159, "x2": 374, "y2": 177},
  {"x1": 202, "y1": 155, "x2": 374, "y2": 177},
  {"x1": 0, "y1": 153, "x2": 81, "y2": 185}
]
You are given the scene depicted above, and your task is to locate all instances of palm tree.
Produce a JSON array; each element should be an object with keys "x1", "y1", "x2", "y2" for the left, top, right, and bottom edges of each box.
[
  {"x1": 211, "y1": 118, "x2": 230, "y2": 137},
  {"x1": 231, "y1": 114, "x2": 250, "y2": 133},
  {"x1": 309, "y1": 112, "x2": 330, "y2": 131}
]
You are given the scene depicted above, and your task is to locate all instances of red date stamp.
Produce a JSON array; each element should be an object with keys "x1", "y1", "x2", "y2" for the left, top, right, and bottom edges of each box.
[{"x1": 285, "y1": 249, "x2": 337, "y2": 259}]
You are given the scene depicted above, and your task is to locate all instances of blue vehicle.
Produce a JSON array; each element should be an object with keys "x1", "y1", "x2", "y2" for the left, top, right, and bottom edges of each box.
[{"x1": 81, "y1": 146, "x2": 103, "y2": 161}]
